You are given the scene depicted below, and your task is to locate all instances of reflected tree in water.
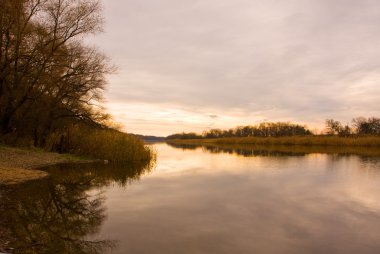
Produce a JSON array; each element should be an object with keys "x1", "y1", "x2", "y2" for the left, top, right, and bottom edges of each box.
[
  {"x1": 167, "y1": 142, "x2": 380, "y2": 158},
  {"x1": 167, "y1": 143, "x2": 307, "y2": 157},
  {"x1": 0, "y1": 161, "x2": 153, "y2": 254}
]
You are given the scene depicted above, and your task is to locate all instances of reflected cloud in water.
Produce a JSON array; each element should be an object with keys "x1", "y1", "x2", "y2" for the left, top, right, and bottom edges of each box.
[
  {"x1": 98, "y1": 144, "x2": 380, "y2": 254},
  {"x1": 2, "y1": 144, "x2": 380, "y2": 254}
]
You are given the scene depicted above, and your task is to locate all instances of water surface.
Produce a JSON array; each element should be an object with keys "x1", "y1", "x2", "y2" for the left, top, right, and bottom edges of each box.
[{"x1": 2, "y1": 143, "x2": 380, "y2": 253}]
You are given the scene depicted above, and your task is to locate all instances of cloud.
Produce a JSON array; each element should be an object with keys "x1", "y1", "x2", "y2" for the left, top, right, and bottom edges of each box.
[{"x1": 92, "y1": 0, "x2": 380, "y2": 135}]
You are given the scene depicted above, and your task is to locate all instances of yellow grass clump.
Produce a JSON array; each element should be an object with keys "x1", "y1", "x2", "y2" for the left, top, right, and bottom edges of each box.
[
  {"x1": 46, "y1": 125, "x2": 154, "y2": 162},
  {"x1": 168, "y1": 136, "x2": 380, "y2": 147}
]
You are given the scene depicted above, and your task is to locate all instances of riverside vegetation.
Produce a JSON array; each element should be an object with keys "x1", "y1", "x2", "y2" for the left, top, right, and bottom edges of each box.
[
  {"x1": 166, "y1": 118, "x2": 380, "y2": 148},
  {"x1": 0, "y1": 0, "x2": 153, "y2": 163}
]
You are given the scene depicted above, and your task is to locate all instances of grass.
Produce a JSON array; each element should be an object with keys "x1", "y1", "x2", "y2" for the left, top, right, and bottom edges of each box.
[
  {"x1": 167, "y1": 136, "x2": 380, "y2": 157},
  {"x1": 46, "y1": 125, "x2": 154, "y2": 163},
  {"x1": 167, "y1": 136, "x2": 380, "y2": 147},
  {"x1": 0, "y1": 124, "x2": 154, "y2": 184}
]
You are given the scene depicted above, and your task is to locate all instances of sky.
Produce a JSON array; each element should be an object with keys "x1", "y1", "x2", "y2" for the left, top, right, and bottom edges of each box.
[{"x1": 90, "y1": 0, "x2": 380, "y2": 136}]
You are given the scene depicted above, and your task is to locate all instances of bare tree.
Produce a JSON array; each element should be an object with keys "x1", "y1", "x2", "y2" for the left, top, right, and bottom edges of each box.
[
  {"x1": 0, "y1": 0, "x2": 112, "y2": 145},
  {"x1": 325, "y1": 119, "x2": 343, "y2": 135},
  {"x1": 352, "y1": 117, "x2": 380, "y2": 135}
]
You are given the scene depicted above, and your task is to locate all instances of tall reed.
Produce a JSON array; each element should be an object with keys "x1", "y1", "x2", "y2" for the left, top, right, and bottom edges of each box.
[
  {"x1": 46, "y1": 125, "x2": 153, "y2": 162},
  {"x1": 168, "y1": 136, "x2": 380, "y2": 147}
]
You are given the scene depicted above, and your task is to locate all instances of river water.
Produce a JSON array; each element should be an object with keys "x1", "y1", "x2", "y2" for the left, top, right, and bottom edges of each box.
[{"x1": 2, "y1": 143, "x2": 380, "y2": 253}]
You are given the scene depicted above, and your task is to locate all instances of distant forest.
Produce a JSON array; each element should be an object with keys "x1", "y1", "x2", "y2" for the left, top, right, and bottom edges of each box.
[{"x1": 166, "y1": 117, "x2": 380, "y2": 140}]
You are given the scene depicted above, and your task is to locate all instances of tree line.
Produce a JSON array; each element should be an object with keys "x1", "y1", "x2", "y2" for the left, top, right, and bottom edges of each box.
[
  {"x1": 325, "y1": 117, "x2": 380, "y2": 136},
  {"x1": 0, "y1": 0, "x2": 112, "y2": 146},
  {"x1": 166, "y1": 122, "x2": 312, "y2": 139},
  {"x1": 167, "y1": 117, "x2": 380, "y2": 140}
]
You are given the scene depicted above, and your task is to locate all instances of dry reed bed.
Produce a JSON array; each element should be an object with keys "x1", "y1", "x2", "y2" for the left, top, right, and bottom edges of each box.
[
  {"x1": 168, "y1": 136, "x2": 380, "y2": 147},
  {"x1": 46, "y1": 125, "x2": 154, "y2": 162}
]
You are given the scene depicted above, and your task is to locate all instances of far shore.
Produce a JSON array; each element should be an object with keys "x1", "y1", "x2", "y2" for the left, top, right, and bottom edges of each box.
[
  {"x1": 166, "y1": 136, "x2": 380, "y2": 147},
  {"x1": 166, "y1": 136, "x2": 380, "y2": 156},
  {"x1": 0, "y1": 145, "x2": 92, "y2": 185}
]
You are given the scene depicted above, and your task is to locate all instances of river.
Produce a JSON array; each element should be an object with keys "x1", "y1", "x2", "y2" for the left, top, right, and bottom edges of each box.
[{"x1": 2, "y1": 143, "x2": 380, "y2": 253}]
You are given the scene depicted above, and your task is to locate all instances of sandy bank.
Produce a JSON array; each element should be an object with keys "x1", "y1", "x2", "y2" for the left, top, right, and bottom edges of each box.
[{"x1": 0, "y1": 146, "x2": 88, "y2": 185}]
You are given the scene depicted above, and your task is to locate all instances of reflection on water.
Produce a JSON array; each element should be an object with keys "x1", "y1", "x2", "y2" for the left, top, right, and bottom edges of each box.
[
  {"x1": 0, "y1": 161, "x2": 153, "y2": 254},
  {"x1": 2, "y1": 144, "x2": 380, "y2": 254},
  {"x1": 167, "y1": 142, "x2": 306, "y2": 157},
  {"x1": 167, "y1": 142, "x2": 380, "y2": 157},
  {"x1": 100, "y1": 144, "x2": 380, "y2": 254}
]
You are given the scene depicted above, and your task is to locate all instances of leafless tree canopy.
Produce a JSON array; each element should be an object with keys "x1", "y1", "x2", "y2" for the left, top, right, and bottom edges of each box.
[{"x1": 0, "y1": 0, "x2": 112, "y2": 145}]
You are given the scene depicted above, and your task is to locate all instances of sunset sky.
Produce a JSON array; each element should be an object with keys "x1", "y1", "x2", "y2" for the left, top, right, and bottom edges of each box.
[{"x1": 91, "y1": 0, "x2": 380, "y2": 136}]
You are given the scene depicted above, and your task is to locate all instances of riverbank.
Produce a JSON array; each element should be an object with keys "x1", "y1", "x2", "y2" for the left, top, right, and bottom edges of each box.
[
  {"x1": 0, "y1": 145, "x2": 90, "y2": 185},
  {"x1": 167, "y1": 136, "x2": 380, "y2": 147}
]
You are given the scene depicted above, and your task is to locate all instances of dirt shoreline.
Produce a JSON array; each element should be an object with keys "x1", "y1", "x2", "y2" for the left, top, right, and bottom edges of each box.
[{"x1": 0, "y1": 145, "x2": 91, "y2": 185}]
